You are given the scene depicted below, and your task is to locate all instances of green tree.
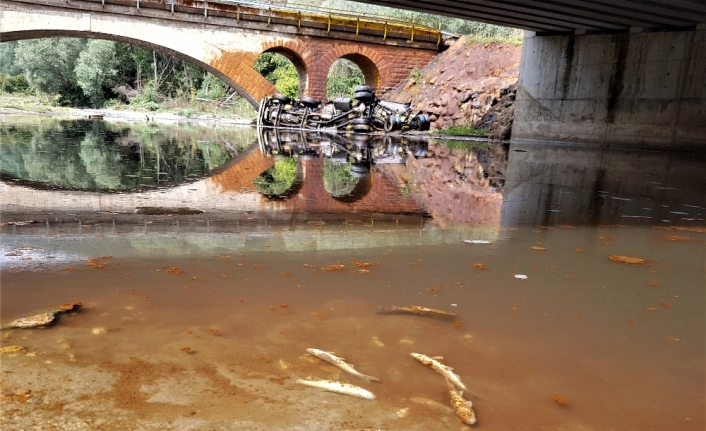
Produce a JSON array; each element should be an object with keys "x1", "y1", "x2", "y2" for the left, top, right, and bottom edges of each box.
[
  {"x1": 14, "y1": 38, "x2": 88, "y2": 105},
  {"x1": 323, "y1": 159, "x2": 359, "y2": 196},
  {"x1": 0, "y1": 42, "x2": 22, "y2": 75},
  {"x1": 254, "y1": 52, "x2": 299, "y2": 98},
  {"x1": 75, "y1": 40, "x2": 119, "y2": 107},
  {"x1": 253, "y1": 157, "x2": 298, "y2": 195},
  {"x1": 326, "y1": 58, "x2": 364, "y2": 98}
]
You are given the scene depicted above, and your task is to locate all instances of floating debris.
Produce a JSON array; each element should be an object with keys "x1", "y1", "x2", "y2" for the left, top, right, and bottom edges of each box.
[
  {"x1": 378, "y1": 305, "x2": 456, "y2": 319},
  {"x1": 396, "y1": 407, "x2": 409, "y2": 418},
  {"x1": 608, "y1": 255, "x2": 645, "y2": 264},
  {"x1": 473, "y1": 263, "x2": 487, "y2": 269},
  {"x1": 0, "y1": 345, "x2": 24, "y2": 354},
  {"x1": 659, "y1": 235, "x2": 693, "y2": 241},
  {"x1": 353, "y1": 261, "x2": 380, "y2": 268},
  {"x1": 293, "y1": 375, "x2": 376, "y2": 400},
  {"x1": 552, "y1": 393, "x2": 569, "y2": 406},
  {"x1": 411, "y1": 353, "x2": 467, "y2": 391},
  {"x1": 306, "y1": 348, "x2": 380, "y2": 383},
  {"x1": 446, "y1": 377, "x2": 477, "y2": 425},
  {"x1": 514, "y1": 274, "x2": 528, "y2": 280},
  {"x1": 135, "y1": 206, "x2": 203, "y2": 215},
  {"x1": 321, "y1": 264, "x2": 346, "y2": 271},
  {"x1": 92, "y1": 327, "x2": 106, "y2": 335},
  {"x1": 464, "y1": 240, "x2": 491, "y2": 244},
  {"x1": 530, "y1": 246, "x2": 546, "y2": 251},
  {"x1": 371, "y1": 336, "x2": 385, "y2": 347},
  {"x1": 1, "y1": 303, "x2": 82, "y2": 330}
]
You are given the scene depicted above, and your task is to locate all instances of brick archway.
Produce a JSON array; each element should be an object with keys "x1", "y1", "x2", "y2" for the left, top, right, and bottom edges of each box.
[
  {"x1": 260, "y1": 40, "x2": 312, "y2": 98},
  {"x1": 338, "y1": 53, "x2": 382, "y2": 91}
]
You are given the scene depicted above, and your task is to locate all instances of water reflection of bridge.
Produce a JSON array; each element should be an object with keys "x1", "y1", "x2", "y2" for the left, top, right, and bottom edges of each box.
[{"x1": 207, "y1": 133, "x2": 424, "y2": 215}]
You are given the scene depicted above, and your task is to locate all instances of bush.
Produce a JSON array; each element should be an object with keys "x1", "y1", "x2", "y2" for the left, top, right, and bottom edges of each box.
[{"x1": 0, "y1": 73, "x2": 32, "y2": 94}]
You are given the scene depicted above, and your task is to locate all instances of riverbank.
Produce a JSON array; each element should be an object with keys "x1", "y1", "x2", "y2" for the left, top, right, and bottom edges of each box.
[{"x1": 0, "y1": 94, "x2": 256, "y2": 126}]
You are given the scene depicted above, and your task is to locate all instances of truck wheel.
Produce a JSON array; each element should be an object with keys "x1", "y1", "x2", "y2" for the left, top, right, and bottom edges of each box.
[
  {"x1": 354, "y1": 85, "x2": 374, "y2": 93},
  {"x1": 300, "y1": 96, "x2": 320, "y2": 108},
  {"x1": 273, "y1": 94, "x2": 291, "y2": 104}
]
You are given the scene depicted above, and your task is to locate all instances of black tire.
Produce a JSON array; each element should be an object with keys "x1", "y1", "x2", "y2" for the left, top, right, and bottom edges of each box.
[
  {"x1": 353, "y1": 124, "x2": 372, "y2": 133},
  {"x1": 417, "y1": 113, "x2": 431, "y2": 131},
  {"x1": 352, "y1": 118, "x2": 371, "y2": 125},
  {"x1": 354, "y1": 91, "x2": 374, "y2": 103},
  {"x1": 385, "y1": 115, "x2": 402, "y2": 132},
  {"x1": 273, "y1": 94, "x2": 290, "y2": 104},
  {"x1": 299, "y1": 96, "x2": 320, "y2": 108},
  {"x1": 354, "y1": 85, "x2": 374, "y2": 93}
]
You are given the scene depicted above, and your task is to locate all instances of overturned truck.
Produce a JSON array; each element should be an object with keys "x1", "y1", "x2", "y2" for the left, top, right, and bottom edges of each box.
[{"x1": 257, "y1": 86, "x2": 431, "y2": 133}]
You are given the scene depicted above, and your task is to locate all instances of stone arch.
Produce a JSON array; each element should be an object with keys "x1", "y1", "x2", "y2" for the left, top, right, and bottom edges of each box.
[
  {"x1": 339, "y1": 54, "x2": 381, "y2": 90},
  {"x1": 0, "y1": 6, "x2": 278, "y2": 108},
  {"x1": 260, "y1": 40, "x2": 313, "y2": 97}
]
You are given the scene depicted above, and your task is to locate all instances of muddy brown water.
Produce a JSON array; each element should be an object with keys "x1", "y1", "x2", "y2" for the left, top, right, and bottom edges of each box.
[{"x1": 1, "y1": 117, "x2": 704, "y2": 430}]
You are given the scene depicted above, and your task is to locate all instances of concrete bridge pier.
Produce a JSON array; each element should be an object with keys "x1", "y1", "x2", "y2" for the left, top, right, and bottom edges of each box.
[{"x1": 513, "y1": 27, "x2": 706, "y2": 152}]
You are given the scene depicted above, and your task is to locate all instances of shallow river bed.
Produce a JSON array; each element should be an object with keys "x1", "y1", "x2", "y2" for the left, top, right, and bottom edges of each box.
[
  {"x1": 1, "y1": 223, "x2": 704, "y2": 431},
  {"x1": 1, "y1": 117, "x2": 704, "y2": 430}
]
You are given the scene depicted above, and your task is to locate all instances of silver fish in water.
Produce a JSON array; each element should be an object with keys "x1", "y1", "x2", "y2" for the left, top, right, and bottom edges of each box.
[
  {"x1": 445, "y1": 377, "x2": 477, "y2": 425},
  {"x1": 378, "y1": 305, "x2": 456, "y2": 319},
  {"x1": 293, "y1": 375, "x2": 376, "y2": 400},
  {"x1": 306, "y1": 348, "x2": 380, "y2": 383},
  {"x1": 410, "y1": 353, "x2": 467, "y2": 391}
]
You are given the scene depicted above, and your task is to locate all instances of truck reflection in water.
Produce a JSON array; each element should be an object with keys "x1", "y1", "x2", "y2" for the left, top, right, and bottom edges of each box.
[{"x1": 254, "y1": 128, "x2": 427, "y2": 206}]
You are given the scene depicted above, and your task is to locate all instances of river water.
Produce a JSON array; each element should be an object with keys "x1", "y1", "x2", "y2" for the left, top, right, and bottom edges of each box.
[{"x1": 1, "y1": 116, "x2": 704, "y2": 431}]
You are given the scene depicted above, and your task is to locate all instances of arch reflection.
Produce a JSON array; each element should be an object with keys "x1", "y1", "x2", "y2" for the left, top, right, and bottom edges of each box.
[{"x1": 257, "y1": 128, "x2": 427, "y2": 203}]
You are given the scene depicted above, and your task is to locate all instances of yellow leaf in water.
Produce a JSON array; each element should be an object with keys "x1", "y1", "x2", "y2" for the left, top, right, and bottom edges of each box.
[
  {"x1": 372, "y1": 336, "x2": 385, "y2": 347},
  {"x1": 608, "y1": 255, "x2": 645, "y2": 264}
]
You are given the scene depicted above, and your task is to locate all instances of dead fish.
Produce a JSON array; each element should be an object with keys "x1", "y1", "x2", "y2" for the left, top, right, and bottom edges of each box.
[
  {"x1": 445, "y1": 376, "x2": 477, "y2": 425},
  {"x1": 306, "y1": 348, "x2": 380, "y2": 383},
  {"x1": 2, "y1": 312, "x2": 57, "y2": 330},
  {"x1": 1, "y1": 303, "x2": 82, "y2": 330},
  {"x1": 292, "y1": 375, "x2": 376, "y2": 400},
  {"x1": 411, "y1": 353, "x2": 467, "y2": 391},
  {"x1": 378, "y1": 305, "x2": 456, "y2": 319}
]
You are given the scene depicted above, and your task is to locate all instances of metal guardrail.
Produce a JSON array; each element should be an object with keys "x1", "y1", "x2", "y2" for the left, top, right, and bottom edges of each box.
[{"x1": 78, "y1": 0, "x2": 454, "y2": 45}]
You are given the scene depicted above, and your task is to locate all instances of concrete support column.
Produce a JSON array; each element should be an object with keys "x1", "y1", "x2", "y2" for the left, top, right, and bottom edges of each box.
[{"x1": 513, "y1": 29, "x2": 706, "y2": 151}]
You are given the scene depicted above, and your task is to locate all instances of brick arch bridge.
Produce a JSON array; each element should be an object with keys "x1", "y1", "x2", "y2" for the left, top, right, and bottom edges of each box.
[{"x1": 1, "y1": 0, "x2": 442, "y2": 108}]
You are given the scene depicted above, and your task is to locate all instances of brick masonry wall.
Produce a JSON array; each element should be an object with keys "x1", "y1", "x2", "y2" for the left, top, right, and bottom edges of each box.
[{"x1": 2, "y1": 1, "x2": 438, "y2": 106}]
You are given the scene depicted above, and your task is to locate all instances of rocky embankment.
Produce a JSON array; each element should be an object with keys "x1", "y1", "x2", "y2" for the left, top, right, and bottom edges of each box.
[{"x1": 385, "y1": 36, "x2": 522, "y2": 138}]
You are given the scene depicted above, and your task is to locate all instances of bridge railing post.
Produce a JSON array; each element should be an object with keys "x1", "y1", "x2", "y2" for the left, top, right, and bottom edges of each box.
[
  {"x1": 136, "y1": 0, "x2": 139, "y2": 11},
  {"x1": 204, "y1": 0, "x2": 208, "y2": 18}
]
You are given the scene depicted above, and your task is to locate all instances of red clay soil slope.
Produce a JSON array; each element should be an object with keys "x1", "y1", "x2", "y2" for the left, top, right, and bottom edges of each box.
[{"x1": 384, "y1": 36, "x2": 522, "y2": 136}]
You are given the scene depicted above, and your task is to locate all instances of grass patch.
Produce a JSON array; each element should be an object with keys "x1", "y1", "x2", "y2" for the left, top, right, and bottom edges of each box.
[
  {"x1": 437, "y1": 140, "x2": 489, "y2": 151},
  {"x1": 466, "y1": 36, "x2": 523, "y2": 46},
  {"x1": 436, "y1": 125, "x2": 490, "y2": 137}
]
